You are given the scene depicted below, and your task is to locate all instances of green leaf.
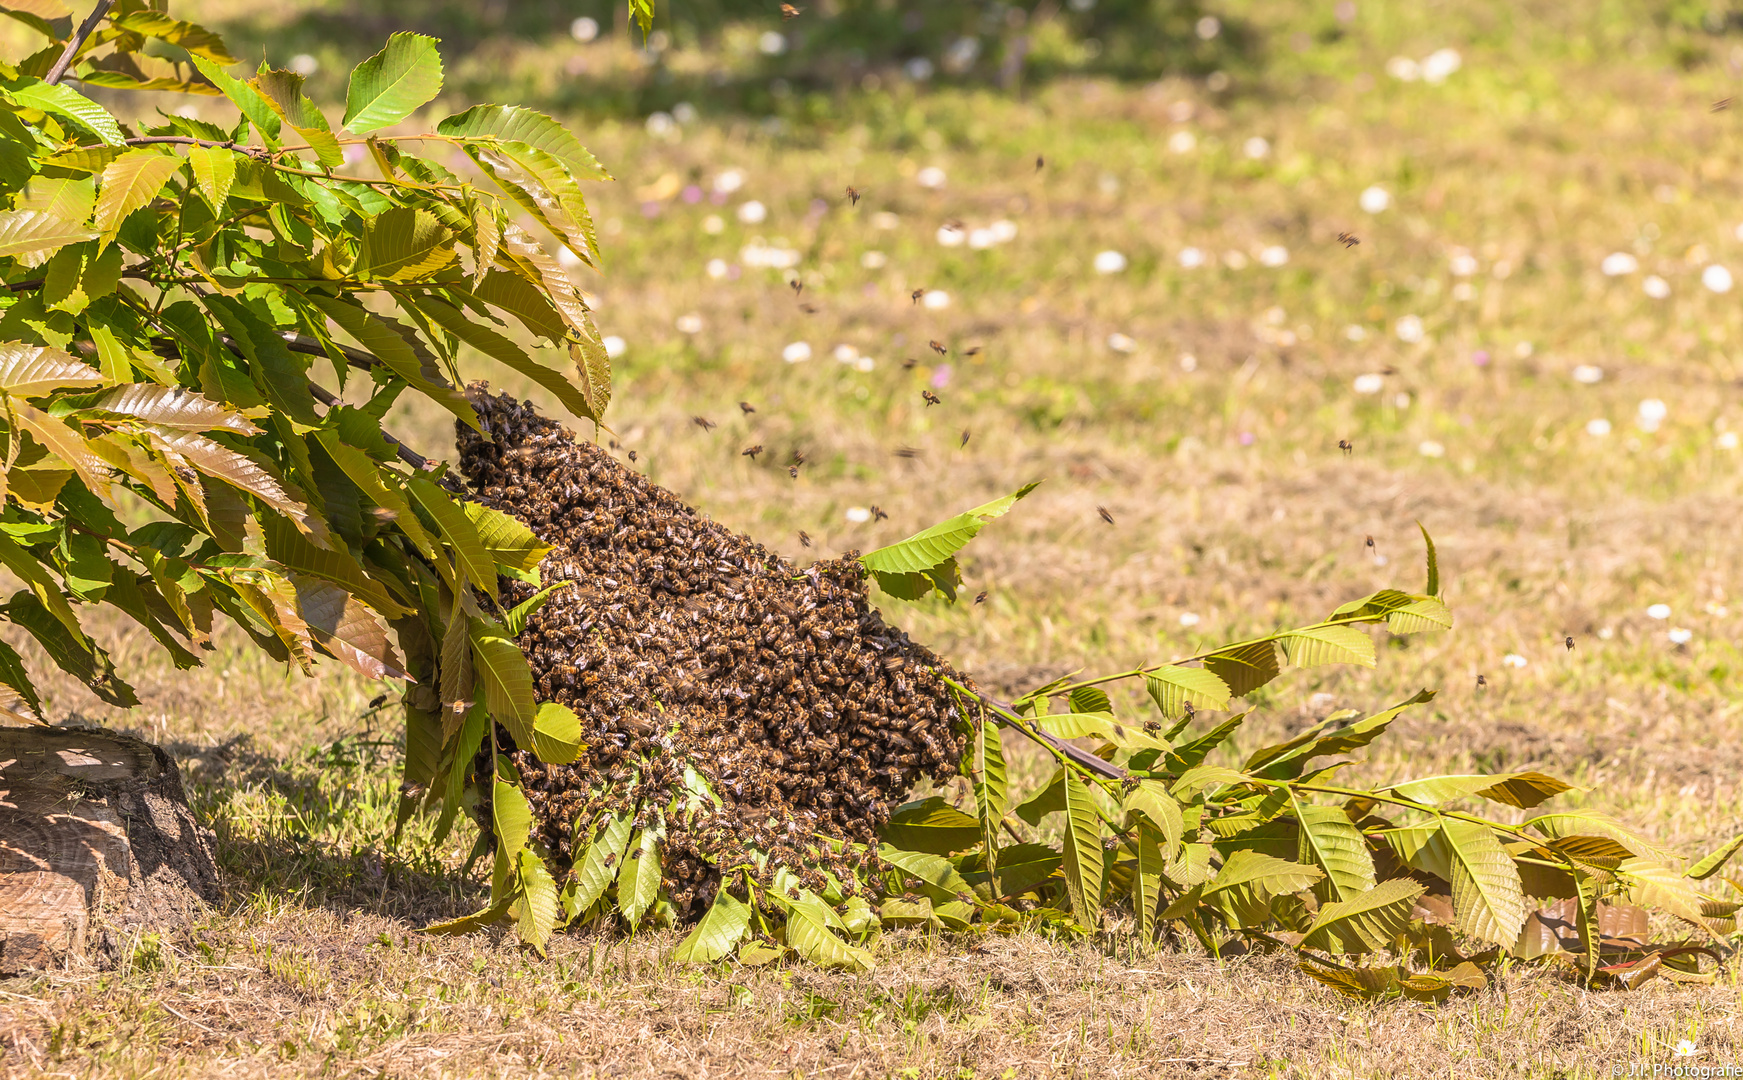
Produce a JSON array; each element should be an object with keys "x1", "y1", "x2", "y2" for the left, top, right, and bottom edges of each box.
[
  {"x1": 0, "y1": 639, "x2": 42, "y2": 724},
  {"x1": 0, "y1": 209, "x2": 98, "y2": 264},
  {"x1": 1169, "y1": 764, "x2": 1250, "y2": 799},
  {"x1": 1144, "y1": 665, "x2": 1231, "y2": 719},
  {"x1": 0, "y1": 529, "x2": 86, "y2": 642},
  {"x1": 86, "y1": 383, "x2": 259, "y2": 434},
  {"x1": 1525, "y1": 811, "x2": 1672, "y2": 862},
  {"x1": 1384, "y1": 771, "x2": 1575, "y2": 810},
  {"x1": 419, "y1": 296, "x2": 600, "y2": 423},
  {"x1": 94, "y1": 150, "x2": 183, "y2": 240},
  {"x1": 881, "y1": 796, "x2": 981, "y2": 855},
  {"x1": 1060, "y1": 768, "x2": 1105, "y2": 927},
  {"x1": 15, "y1": 176, "x2": 95, "y2": 226},
  {"x1": 437, "y1": 104, "x2": 609, "y2": 182},
  {"x1": 1203, "y1": 850, "x2": 1322, "y2": 927},
  {"x1": 343, "y1": 32, "x2": 444, "y2": 134},
  {"x1": 1688, "y1": 834, "x2": 1743, "y2": 881},
  {"x1": 1038, "y1": 711, "x2": 1165, "y2": 752},
  {"x1": 138, "y1": 426, "x2": 317, "y2": 533},
  {"x1": 1292, "y1": 797, "x2": 1376, "y2": 903},
  {"x1": 292, "y1": 575, "x2": 407, "y2": 681},
  {"x1": 467, "y1": 139, "x2": 600, "y2": 266},
  {"x1": 308, "y1": 294, "x2": 475, "y2": 427},
  {"x1": 200, "y1": 294, "x2": 320, "y2": 426},
  {"x1": 492, "y1": 777, "x2": 533, "y2": 859},
  {"x1": 249, "y1": 69, "x2": 342, "y2": 169},
  {"x1": 188, "y1": 56, "x2": 282, "y2": 144},
  {"x1": 1201, "y1": 640, "x2": 1280, "y2": 699},
  {"x1": 1300, "y1": 877, "x2": 1427, "y2": 954},
  {"x1": 878, "y1": 843, "x2": 970, "y2": 902},
  {"x1": 112, "y1": 12, "x2": 239, "y2": 63},
  {"x1": 356, "y1": 206, "x2": 457, "y2": 281},
  {"x1": 861, "y1": 482, "x2": 1039, "y2": 579},
  {"x1": 408, "y1": 477, "x2": 498, "y2": 596},
  {"x1": 461, "y1": 500, "x2": 551, "y2": 583},
  {"x1": 1166, "y1": 713, "x2": 1246, "y2": 771},
  {"x1": 433, "y1": 702, "x2": 487, "y2": 843},
  {"x1": 1068, "y1": 686, "x2": 1111, "y2": 714},
  {"x1": 1122, "y1": 780, "x2": 1183, "y2": 855},
  {"x1": 780, "y1": 893, "x2": 874, "y2": 972},
  {"x1": 468, "y1": 619, "x2": 537, "y2": 750},
  {"x1": 630, "y1": 0, "x2": 655, "y2": 38},
  {"x1": 186, "y1": 145, "x2": 238, "y2": 208},
  {"x1": 1617, "y1": 859, "x2": 1718, "y2": 936},
  {"x1": 673, "y1": 886, "x2": 751, "y2": 964},
  {"x1": 0, "y1": 341, "x2": 102, "y2": 395},
  {"x1": 262, "y1": 513, "x2": 409, "y2": 618},
  {"x1": 618, "y1": 820, "x2": 663, "y2": 927},
  {"x1": 1132, "y1": 820, "x2": 1165, "y2": 943},
  {"x1": 993, "y1": 842, "x2": 1062, "y2": 898},
  {"x1": 570, "y1": 810, "x2": 634, "y2": 915},
  {"x1": 470, "y1": 270, "x2": 567, "y2": 342},
  {"x1": 1419, "y1": 521, "x2": 1440, "y2": 597},
  {"x1": 1385, "y1": 596, "x2": 1454, "y2": 634},
  {"x1": 419, "y1": 894, "x2": 513, "y2": 936},
  {"x1": 972, "y1": 716, "x2": 1006, "y2": 875},
  {"x1": 42, "y1": 241, "x2": 121, "y2": 314},
  {"x1": 1014, "y1": 767, "x2": 1064, "y2": 826},
  {"x1": 531, "y1": 701, "x2": 585, "y2": 764},
  {"x1": 513, "y1": 847, "x2": 561, "y2": 953},
  {"x1": 502, "y1": 582, "x2": 568, "y2": 636},
  {"x1": 1278, "y1": 625, "x2": 1376, "y2": 669},
  {"x1": 4, "y1": 80, "x2": 124, "y2": 146},
  {"x1": 1441, "y1": 818, "x2": 1527, "y2": 947}
]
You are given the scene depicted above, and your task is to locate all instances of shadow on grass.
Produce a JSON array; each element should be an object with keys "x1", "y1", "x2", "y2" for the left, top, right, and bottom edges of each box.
[{"x1": 169, "y1": 730, "x2": 485, "y2": 926}]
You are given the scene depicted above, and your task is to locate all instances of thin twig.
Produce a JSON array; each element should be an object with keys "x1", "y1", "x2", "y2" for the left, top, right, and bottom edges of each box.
[
  {"x1": 305, "y1": 380, "x2": 438, "y2": 474},
  {"x1": 124, "y1": 135, "x2": 266, "y2": 156},
  {"x1": 44, "y1": 0, "x2": 115, "y2": 85}
]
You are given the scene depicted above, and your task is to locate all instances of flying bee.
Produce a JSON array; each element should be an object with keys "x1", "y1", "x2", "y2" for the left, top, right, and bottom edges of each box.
[
  {"x1": 942, "y1": 218, "x2": 965, "y2": 232},
  {"x1": 1339, "y1": 439, "x2": 1353, "y2": 456},
  {"x1": 963, "y1": 346, "x2": 982, "y2": 356},
  {"x1": 893, "y1": 446, "x2": 922, "y2": 459},
  {"x1": 798, "y1": 531, "x2": 812, "y2": 548},
  {"x1": 739, "y1": 401, "x2": 756, "y2": 414},
  {"x1": 1097, "y1": 506, "x2": 1115, "y2": 525},
  {"x1": 974, "y1": 591, "x2": 987, "y2": 604},
  {"x1": 1565, "y1": 635, "x2": 1575, "y2": 651},
  {"x1": 911, "y1": 288, "x2": 925, "y2": 305},
  {"x1": 928, "y1": 340, "x2": 947, "y2": 355},
  {"x1": 1336, "y1": 232, "x2": 1360, "y2": 248},
  {"x1": 1035, "y1": 154, "x2": 1044, "y2": 171},
  {"x1": 790, "y1": 449, "x2": 807, "y2": 467},
  {"x1": 692, "y1": 416, "x2": 717, "y2": 432},
  {"x1": 1365, "y1": 535, "x2": 1377, "y2": 554},
  {"x1": 845, "y1": 186, "x2": 861, "y2": 206},
  {"x1": 869, "y1": 505, "x2": 888, "y2": 521},
  {"x1": 628, "y1": 450, "x2": 638, "y2": 462},
  {"x1": 789, "y1": 464, "x2": 801, "y2": 479},
  {"x1": 922, "y1": 390, "x2": 941, "y2": 406},
  {"x1": 780, "y1": 2, "x2": 802, "y2": 16},
  {"x1": 902, "y1": 357, "x2": 918, "y2": 370},
  {"x1": 1476, "y1": 673, "x2": 1488, "y2": 688},
  {"x1": 1715, "y1": 98, "x2": 1732, "y2": 112},
  {"x1": 960, "y1": 429, "x2": 970, "y2": 448},
  {"x1": 799, "y1": 303, "x2": 819, "y2": 314},
  {"x1": 742, "y1": 444, "x2": 764, "y2": 460},
  {"x1": 790, "y1": 279, "x2": 803, "y2": 297},
  {"x1": 367, "y1": 693, "x2": 388, "y2": 709}
]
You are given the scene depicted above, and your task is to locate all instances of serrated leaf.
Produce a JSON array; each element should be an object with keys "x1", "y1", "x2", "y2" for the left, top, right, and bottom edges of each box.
[
  {"x1": 186, "y1": 145, "x2": 238, "y2": 208},
  {"x1": 882, "y1": 796, "x2": 981, "y2": 854},
  {"x1": 492, "y1": 777, "x2": 532, "y2": 859},
  {"x1": 879, "y1": 843, "x2": 970, "y2": 902},
  {"x1": 419, "y1": 894, "x2": 513, "y2": 936},
  {"x1": 861, "y1": 482, "x2": 1040, "y2": 577},
  {"x1": 0, "y1": 531, "x2": 85, "y2": 643},
  {"x1": 1202, "y1": 640, "x2": 1280, "y2": 698},
  {"x1": 570, "y1": 810, "x2": 634, "y2": 916},
  {"x1": 1442, "y1": 818, "x2": 1526, "y2": 947},
  {"x1": 781, "y1": 893, "x2": 874, "y2": 972},
  {"x1": 1384, "y1": 771, "x2": 1575, "y2": 810},
  {"x1": 1298, "y1": 959, "x2": 1402, "y2": 1000},
  {"x1": 291, "y1": 575, "x2": 406, "y2": 681},
  {"x1": 408, "y1": 476, "x2": 497, "y2": 596},
  {"x1": 0, "y1": 209, "x2": 98, "y2": 264},
  {"x1": 5, "y1": 80, "x2": 124, "y2": 145},
  {"x1": 1068, "y1": 685, "x2": 1111, "y2": 714},
  {"x1": 309, "y1": 294, "x2": 475, "y2": 427},
  {"x1": 1122, "y1": 780, "x2": 1183, "y2": 855},
  {"x1": 1293, "y1": 797, "x2": 1376, "y2": 903},
  {"x1": 1144, "y1": 664, "x2": 1231, "y2": 718},
  {"x1": 1169, "y1": 764, "x2": 1250, "y2": 799},
  {"x1": 0, "y1": 341, "x2": 101, "y2": 395},
  {"x1": 470, "y1": 269, "x2": 567, "y2": 342},
  {"x1": 138, "y1": 425, "x2": 315, "y2": 531},
  {"x1": 1386, "y1": 596, "x2": 1454, "y2": 634},
  {"x1": 356, "y1": 206, "x2": 456, "y2": 281},
  {"x1": 513, "y1": 847, "x2": 561, "y2": 953},
  {"x1": 344, "y1": 32, "x2": 444, "y2": 134},
  {"x1": 1301, "y1": 877, "x2": 1426, "y2": 954},
  {"x1": 14, "y1": 403, "x2": 109, "y2": 500},
  {"x1": 0, "y1": 639, "x2": 43, "y2": 724},
  {"x1": 420, "y1": 296, "x2": 599, "y2": 423},
  {"x1": 468, "y1": 620, "x2": 536, "y2": 750},
  {"x1": 94, "y1": 150, "x2": 183, "y2": 239},
  {"x1": 1132, "y1": 820, "x2": 1165, "y2": 943},
  {"x1": 88, "y1": 383, "x2": 259, "y2": 434},
  {"x1": 1278, "y1": 624, "x2": 1376, "y2": 669},
  {"x1": 469, "y1": 140, "x2": 599, "y2": 266},
  {"x1": 1526, "y1": 811, "x2": 1672, "y2": 862},
  {"x1": 1167, "y1": 713, "x2": 1246, "y2": 771},
  {"x1": 461, "y1": 499, "x2": 551, "y2": 583},
  {"x1": 619, "y1": 821, "x2": 663, "y2": 927},
  {"x1": 249, "y1": 69, "x2": 341, "y2": 169},
  {"x1": 188, "y1": 55, "x2": 282, "y2": 144},
  {"x1": 261, "y1": 513, "x2": 409, "y2": 618},
  {"x1": 1060, "y1": 768, "x2": 1105, "y2": 927},
  {"x1": 112, "y1": 12, "x2": 238, "y2": 63},
  {"x1": 972, "y1": 716, "x2": 1006, "y2": 875},
  {"x1": 42, "y1": 240, "x2": 120, "y2": 313},
  {"x1": 673, "y1": 886, "x2": 751, "y2": 964},
  {"x1": 437, "y1": 104, "x2": 609, "y2": 182},
  {"x1": 1038, "y1": 710, "x2": 1166, "y2": 752},
  {"x1": 1420, "y1": 521, "x2": 1440, "y2": 596},
  {"x1": 501, "y1": 582, "x2": 567, "y2": 637},
  {"x1": 15, "y1": 176, "x2": 95, "y2": 226},
  {"x1": 1204, "y1": 850, "x2": 1322, "y2": 927},
  {"x1": 993, "y1": 842, "x2": 1062, "y2": 898},
  {"x1": 1688, "y1": 834, "x2": 1743, "y2": 881},
  {"x1": 531, "y1": 701, "x2": 584, "y2": 764},
  {"x1": 1618, "y1": 859, "x2": 1721, "y2": 936}
]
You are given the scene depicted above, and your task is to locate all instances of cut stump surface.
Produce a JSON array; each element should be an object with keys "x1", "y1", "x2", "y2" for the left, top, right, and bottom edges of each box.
[{"x1": 0, "y1": 727, "x2": 217, "y2": 973}]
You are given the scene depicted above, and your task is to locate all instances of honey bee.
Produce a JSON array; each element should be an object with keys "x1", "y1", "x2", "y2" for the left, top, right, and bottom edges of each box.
[
  {"x1": 781, "y1": 3, "x2": 802, "y2": 17},
  {"x1": 959, "y1": 429, "x2": 970, "y2": 448},
  {"x1": 798, "y1": 531, "x2": 812, "y2": 548},
  {"x1": 911, "y1": 288, "x2": 925, "y2": 305},
  {"x1": 869, "y1": 505, "x2": 888, "y2": 521},
  {"x1": 1338, "y1": 439, "x2": 1353, "y2": 456},
  {"x1": 740, "y1": 401, "x2": 756, "y2": 414},
  {"x1": 963, "y1": 346, "x2": 982, "y2": 356},
  {"x1": 974, "y1": 591, "x2": 987, "y2": 604},
  {"x1": 845, "y1": 186, "x2": 861, "y2": 206},
  {"x1": 628, "y1": 450, "x2": 638, "y2": 462},
  {"x1": 1035, "y1": 155, "x2": 1044, "y2": 171},
  {"x1": 1565, "y1": 635, "x2": 1575, "y2": 651},
  {"x1": 1365, "y1": 535, "x2": 1376, "y2": 554},
  {"x1": 902, "y1": 358, "x2": 918, "y2": 370},
  {"x1": 1336, "y1": 232, "x2": 1360, "y2": 248},
  {"x1": 1476, "y1": 673, "x2": 1487, "y2": 688},
  {"x1": 1714, "y1": 98, "x2": 1732, "y2": 113},
  {"x1": 788, "y1": 465, "x2": 800, "y2": 479},
  {"x1": 692, "y1": 416, "x2": 717, "y2": 432},
  {"x1": 799, "y1": 303, "x2": 819, "y2": 314},
  {"x1": 942, "y1": 218, "x2": 964, "y2": 233},
  {"x1": 921, "y1": 390, "x2": 941, "y2": 406},
  {"x1": 742, "y1": 444, "x2": 764, "y2": 460},
  {"x1": 893, "y1": 446, "x2": 923, "y2": 459},
  {"x1": 927, "y1": 340, "x2": 947, "y2": 355},
  {"x1": 1097, "y1": 506, "x2": 1114, "y2": 525},
  {"x1": 790, "y1": 279, "x2": 803, "y2": 297}
]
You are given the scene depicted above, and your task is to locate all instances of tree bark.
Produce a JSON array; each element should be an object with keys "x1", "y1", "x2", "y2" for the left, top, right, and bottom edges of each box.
[{"x1": 0, "y1": 726, "x2": 217, "y2": 973}]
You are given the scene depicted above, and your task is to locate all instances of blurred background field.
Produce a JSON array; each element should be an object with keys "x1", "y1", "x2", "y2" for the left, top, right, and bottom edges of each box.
[{"x1": 7, "y1": 1, "x2": 1743, "y2": 1076}]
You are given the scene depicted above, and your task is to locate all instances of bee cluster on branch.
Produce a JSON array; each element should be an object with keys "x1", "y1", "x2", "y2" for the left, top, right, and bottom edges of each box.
[{"x1": 457, "y1": 389, "x2": 971, "y2": 918}]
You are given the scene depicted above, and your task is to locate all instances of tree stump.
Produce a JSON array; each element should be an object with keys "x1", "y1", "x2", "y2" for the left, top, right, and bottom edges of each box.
[{"x1": 0, "y1": 727, "x2": 218, "y2": 973}]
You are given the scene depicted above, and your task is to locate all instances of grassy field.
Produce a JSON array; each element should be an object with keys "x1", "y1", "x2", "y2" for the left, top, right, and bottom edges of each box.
[{"x1": 6, "y1": 1, "x2": 1743, "y2": 1076}]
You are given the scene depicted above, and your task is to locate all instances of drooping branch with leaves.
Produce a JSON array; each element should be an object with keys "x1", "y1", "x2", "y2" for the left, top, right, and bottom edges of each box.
[{"x1": 0, "y1": 2, "x2": 1734, "y2": 998}]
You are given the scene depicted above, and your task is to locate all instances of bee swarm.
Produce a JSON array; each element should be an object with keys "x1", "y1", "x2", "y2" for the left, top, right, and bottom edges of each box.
[{"x1": 457, "y1": 389, "x2": 972, "y2": 919}]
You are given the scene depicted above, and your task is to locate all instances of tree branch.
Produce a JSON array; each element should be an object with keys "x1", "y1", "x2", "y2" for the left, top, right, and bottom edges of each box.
[{"x1": 44, "y1": 0, "x2": 115, "y2": 86}]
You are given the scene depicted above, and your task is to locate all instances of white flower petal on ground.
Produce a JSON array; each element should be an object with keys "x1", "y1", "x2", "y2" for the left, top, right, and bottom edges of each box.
[
  {"x1": 845, "y1": 507, "x2": 872, "y2": 523},
  {"x1": 1647, "y1": 603, "x2": 1672, "y2": 620},
  {"x1": 1601, "y1": 252, "x2": 1639, "y2": 276},
  {"x1": 1572, "y1": 365, "x2": 1603, "y2": 384},
  {"x1": 602, "y1": 335, "x2": 626, "y2": 359},
  {"x1": 1178, "y1": 612, "x2": 1201, "y2": 627},
  {"x1": 1107, "y1": 333, "x2": 1136, "y2": 353},
  {"x1": 1719, "y1": 431, "x2": 1741, "y2": 450},
  {"x1": 832, "y1": 344, "x2": 859, "y2": 364},
  {"x1": 936, "y1": 227, "x2": 965, "y2": 247},
  {"x1": 758, "y1": 31, "x2": 787, "y2": 56},
  {"x1": 1421, "y1": 48, "x2": 1462, "y2": 83},
  {"x1": 1644, "y1": 275, "x2": 1670, "y2": 298},
  {"x1": 1344, "y1": 325, "x2": 1368, "y2": 342},
  {"x1": 1179, "y1": 353, "x2": 1198, "y2": 372},
  {"x1": 737, "y1": 200, "x2": 767, "y2": 224},
  {"x1": 1094, "y1": 250, "x2": 1128, "y2": 274},
  {"x1": 1586, "y1": 418, "x2": 1612, "y2": 437},
  {"x1": 1395, "y1": 314, "x2": 1425, "y2": 343},
  {"x1": 968, "y1": 228, "x2": 996, "y2": 249},
  {"x1": 1259, "y1": 245, "x2": 1289, "y2": 267},
  {"x1": 705, "y1": 258, "x2": 729, "y2": 280},
  {"x1": 1243, "y1": 136, "x2": 1271, "y2": 159},
  {"x1": 1638, "y1": 398, "x2": 1667, "y2": 432},
  {"x1": 922, "y1": 289, "x2": 951, "y2": 309},
  {"x1": 1418, "y1": 440, "x2": 1445, "y2": 458},
  {"x1": 1168, "y1": 130, "x2": 1197, "y2": 154},
  {"x1": 1353, "y1": 373, "x2": 1385, "y2": 394},
  {"x1": 782, "y1": 341, "x2": 812, "y2": 363},
  {"x1": 702, "y1": 214, "x2": 725, "y2": 234},
  {"x1": 1502, "y1": 653, "x2": 1527, "y2": 669},
  {"x1": 675, "y1": 314, "x2": 703, "y2": 334},
  {"x1": 916, "y1": 166, "x2": 947, "y2": 189},
  {"x1": 1178, "y1": 246, "x2": 1205, "y2": 268},
  {"x1": 1668, "y1": 627, "x2": 1694, "y2": 645},
  {"x1": 1705, "y1": 264, "x2": 1734, "y2": 293},
  {"x1": 860, "y1": 250, "x2": 886, "y2": 269},
  {"x1": 871, "y1": 211, "x2": 900, "y2": 230},
  {"x1": 1385, "y1": 57, "x2": 1421, "y2": 81},
  {"x1": 1449, "y1": 253, "x2": 1479, "y2": 276},
  {"x1": 989, "y1": 219, "x2": 1018, "y2": 242},
  {"x1": 1360, "y1": 186, "x2": 1391, "y2": 214},
  {"x1": 713, "y1": 169, "x2": 745, "y2": 194}
]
